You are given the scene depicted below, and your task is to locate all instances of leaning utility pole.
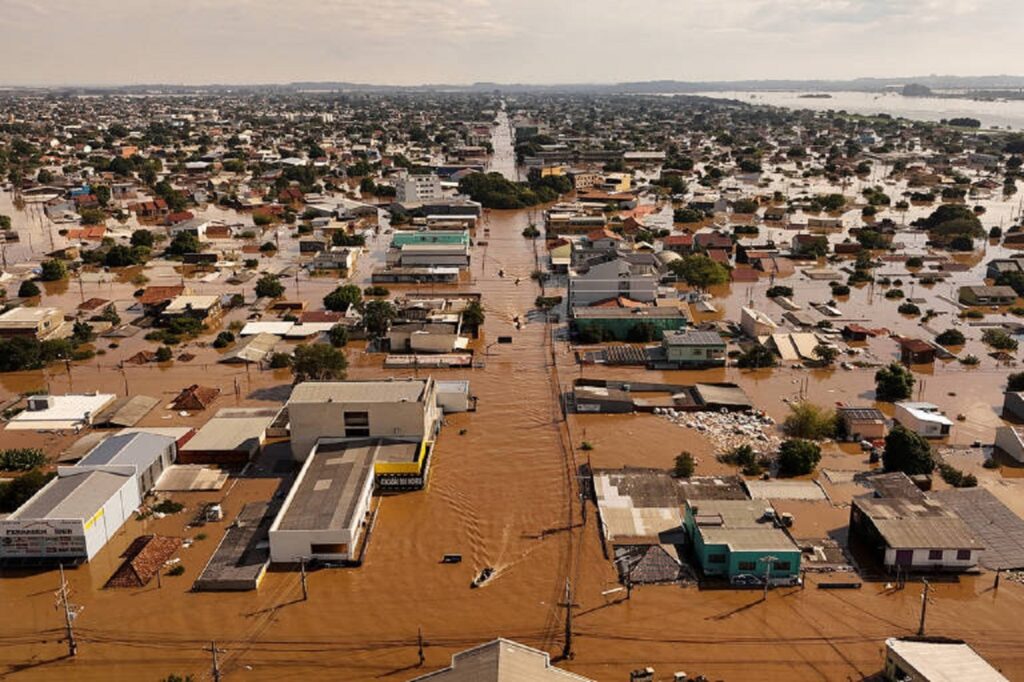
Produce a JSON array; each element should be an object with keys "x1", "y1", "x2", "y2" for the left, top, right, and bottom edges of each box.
[
  {"x1": 56, "y1": 564, "x2": 78, "y2": 657},
  {"x1": 300, "y1": 558, "x2": 308, "y2": 601},
  {"x1": 917, "y1": 580, "x2": 931, "y2": 636},
  {"x1": 206, "y1": 641, "x2": 223, "y2": 682},
  {"x1": 560, "y1": 578, "x2": 577, "y2": 660}
]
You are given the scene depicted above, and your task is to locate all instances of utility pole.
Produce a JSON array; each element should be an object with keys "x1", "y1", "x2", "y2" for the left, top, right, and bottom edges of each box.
[
  {"x1": 56, "y1": 563, "x2": 78, "y2": 657},
  {"x1": 206, "y1": 641, "x2": 223, "y2": 682},
  {"x1": 300, "y1": 557, "x2": 308, "y2": 601},
  {"x1": 559, "y1": 578, "x2": 579, "y2": 660},
  {"x1": 417, "y1": 626, "x2": 425, "y2": 666},
  {"x1": 760, "y1": 555, "x2": 778, "y2": 602},
  {"x1": 917, "y1": 579, "x2": 930, "y2": 636}
]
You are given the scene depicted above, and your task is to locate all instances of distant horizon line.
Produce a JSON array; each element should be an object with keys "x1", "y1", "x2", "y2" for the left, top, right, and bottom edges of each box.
[{"x1": 3, "y1": 74, "x2": 1024, "y2": 91}]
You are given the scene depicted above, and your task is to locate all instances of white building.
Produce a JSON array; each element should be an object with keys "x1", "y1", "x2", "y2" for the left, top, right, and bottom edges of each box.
[
  {"x1": 893, "y1": 402, "x2": 953, "y2": 439},
  {"x1": 568, "y1": 254, "x2": 660, "y2": 308},
  {"x1": 76, "y1": 431, "x2": 177, "y2": 498},
  {"x1": 287, "y1": 379, "x2": 442, "y2": 461},
  {"x1": 850, "y1": 474, "x2": 982, "y2": 573},
  {"x1": 884, "y1": 637, "x2": 1008, "y2": 682},
  {"x1": 995, "y1": 425, "x2": 1024, "y2": 463},
  {"x1": 0, "y1": 306, "x2": 66, "y2": 341},
  {"x1": 7, "y1": 393, "x2": 117, "y2": 431},
  {"x1": 168, "y1": 217, "x2": 211, "y2": 241},
  {"x1": 741, "y1": 306, "x2": 778, "y2": 338},
  {"x1": 268, "y1": 439, "x2": 376, "y2": 564},
  {"x1": 0, "y1": 467, "x2": 140, "y2": 561},
  {"x1": 409, "y1": 638, "x2": 594, "y2": 681},
  {"x1": 396, "y1": 172, "x2": 443, "y2": 204}
]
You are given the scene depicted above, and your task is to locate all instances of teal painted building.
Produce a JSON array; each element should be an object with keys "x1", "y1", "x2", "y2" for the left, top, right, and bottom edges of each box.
[
  {"x1": 572, "y1": 306, "x2": 689, "y2": 342},
  {"x1": 683, "y1": 499, "x2": 801, "y2": 583},
  {"x1": 391, "y1": 230, "x2": 469, "y2": 248}
]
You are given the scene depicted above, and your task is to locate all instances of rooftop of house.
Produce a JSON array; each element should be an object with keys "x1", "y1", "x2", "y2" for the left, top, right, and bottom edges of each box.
[
  {"x1": 688, "y1": 499, "x2": 799, "y2": 553},
  {"x1": 663, "y1": 330, "x2": 725, "y2": 346}
]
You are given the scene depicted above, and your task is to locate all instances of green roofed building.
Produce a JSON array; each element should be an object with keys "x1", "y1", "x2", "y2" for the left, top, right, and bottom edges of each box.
[{"x1": 391, "y1": 230, "x2": 470, "y2": 248}]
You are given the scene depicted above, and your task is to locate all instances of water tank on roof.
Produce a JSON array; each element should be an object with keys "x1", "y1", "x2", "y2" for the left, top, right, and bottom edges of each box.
[{"x1": 27, "y1": 395, "x2": 54, "y2": 412}]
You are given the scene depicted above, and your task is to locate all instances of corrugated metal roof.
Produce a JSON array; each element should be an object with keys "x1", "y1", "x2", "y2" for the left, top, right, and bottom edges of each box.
[
  {"x1": 10, "y1": 469, "x2": 133, "y2": 520},
  {"x1": 78, "y1": 432, "x2": 174, "y2": 468},
  {"x1": 181, "y1": 414, "x2": 273, "y2": 453},
  {"x1": 93, "y1": 395, "x2": 159, "y2": 427}
]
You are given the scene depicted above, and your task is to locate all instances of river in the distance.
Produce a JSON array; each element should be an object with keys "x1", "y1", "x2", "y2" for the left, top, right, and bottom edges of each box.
[{"x1": 694, "y1": 90, "x2": 1024, "y2": 130}]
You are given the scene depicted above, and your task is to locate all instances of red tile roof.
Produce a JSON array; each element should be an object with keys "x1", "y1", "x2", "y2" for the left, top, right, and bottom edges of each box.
[{"x1": 138, "y1": 285, "x2": 186, "y2": 305}]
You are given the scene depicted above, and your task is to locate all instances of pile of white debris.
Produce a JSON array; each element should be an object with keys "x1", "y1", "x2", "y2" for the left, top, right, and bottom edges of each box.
[{"x1": 653, "y1": 407, "x2": 781, "y2": 453}]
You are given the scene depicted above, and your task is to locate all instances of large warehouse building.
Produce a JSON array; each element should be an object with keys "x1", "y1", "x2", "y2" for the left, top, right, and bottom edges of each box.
[
  {"x1": 0, "y1": 467, "x2": 140, "y2": 563},
  {"x1": 268, "y1": 439, "x2": 377, "y2": 564}
]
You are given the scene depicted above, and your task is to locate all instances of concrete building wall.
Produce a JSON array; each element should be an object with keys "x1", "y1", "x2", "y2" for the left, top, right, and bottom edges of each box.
[
  {"x1": 569, "y1": 259, "x2": 658, "y2": 307},
  {"x1": 289, "y1": 397, "x2": 440, "y2": 461},
  {"x1": 665, "y1": 344, "x2": 726, "y2": 366},
  {"x1": 995, "y1": 426, "x2": 1024, "y2": 463},
  {"x1": 893, "y1": 405, "x2": 951, "y2": 438},
  {"x1": 84, "y1": 477, "x2": 140, "y2": 560},
  {"x1": 882, "y1": 547, "x2": 979, "y2": 570}
]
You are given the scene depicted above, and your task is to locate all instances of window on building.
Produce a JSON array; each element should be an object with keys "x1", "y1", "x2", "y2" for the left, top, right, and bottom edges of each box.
[
  {"x1": 737, "y1": 561, "x2": 756, "y2": 571},
  {"x1": 344, "y1": 411, "x2": 370, "y2": 438},
  {"x1": 928, "y1": 549, "x2": 943, "y2": 560},
  {"x1": 311, "y1": 543, "x2": 349, "y2": 555},
  {"x1": 708, "y1": 553, "x2": 726, "y2": 564},
  {"x1": 957, "y1": 549, "x2": 971, "y2": 560},
  {"x1": 775, "y1": 561, "x2": 791, "y2": 571}
]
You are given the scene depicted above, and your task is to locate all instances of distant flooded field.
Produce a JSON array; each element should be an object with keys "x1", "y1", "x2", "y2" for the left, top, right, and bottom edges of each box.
[{"x1": 697, "y1": 90, "x2": 1024, "y2": 129}]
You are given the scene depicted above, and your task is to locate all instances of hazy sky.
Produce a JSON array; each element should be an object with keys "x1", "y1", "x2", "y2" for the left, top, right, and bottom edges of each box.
[{"x1": 2, "y1": 0, "x2": 1021, "y2": 86}]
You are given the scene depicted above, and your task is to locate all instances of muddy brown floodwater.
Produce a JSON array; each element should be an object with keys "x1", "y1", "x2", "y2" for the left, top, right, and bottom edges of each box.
[
  {"x1": 1, "y1": 204, "x2": 1023, "y2": 682},
  {"x1": 4, "y1": 168, "x2": 1024, "y2": 679}
]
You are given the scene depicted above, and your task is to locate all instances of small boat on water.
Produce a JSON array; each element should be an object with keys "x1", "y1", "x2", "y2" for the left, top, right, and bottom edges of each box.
[{"x1": 471, "y1": 567, "x2": 495, "y2": 588}]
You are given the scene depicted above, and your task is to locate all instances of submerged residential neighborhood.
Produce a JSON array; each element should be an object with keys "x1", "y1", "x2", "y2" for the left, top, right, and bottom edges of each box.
[{"x1": 4, "y1": 67, "x2": 1024, "y2": 682}]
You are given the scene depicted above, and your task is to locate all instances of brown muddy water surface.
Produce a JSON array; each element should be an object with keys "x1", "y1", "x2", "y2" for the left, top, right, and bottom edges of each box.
[{"x1": 4, "y1": 172, "x2": 1024, "y2": 678}]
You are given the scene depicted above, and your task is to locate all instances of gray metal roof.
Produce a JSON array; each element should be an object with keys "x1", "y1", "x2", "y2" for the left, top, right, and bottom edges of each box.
[
  {"x1": 663, "y1": 330, "x2": 725, "y2": 346},
  {"x1": 218, "y1": 333, "x2": 279, "y2": 364},
  {"x1": 932, "y1": 488, "x2": 1024, "y2": 570},
  {"x1": 10, "y1": 469, "x2": 133, "y2": 521},
  {"x1": 181, "y1": 414, "x2": 273, "y2": 453},
  {"x1": 78, "y1": 432, "x2": 175, "y2": 469},
  {"x1": 93, "y1": 395, "x2": 159, "y2": 427},
  {"x1": 275, "y1": 440, "x2": 376, "y2": 532},
  {"x1": 289, "y1": 379, "x2": 429, "y2": 404},
  {"x1": 693, "y1": 383, "x2": 752, "y2": 408}
]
